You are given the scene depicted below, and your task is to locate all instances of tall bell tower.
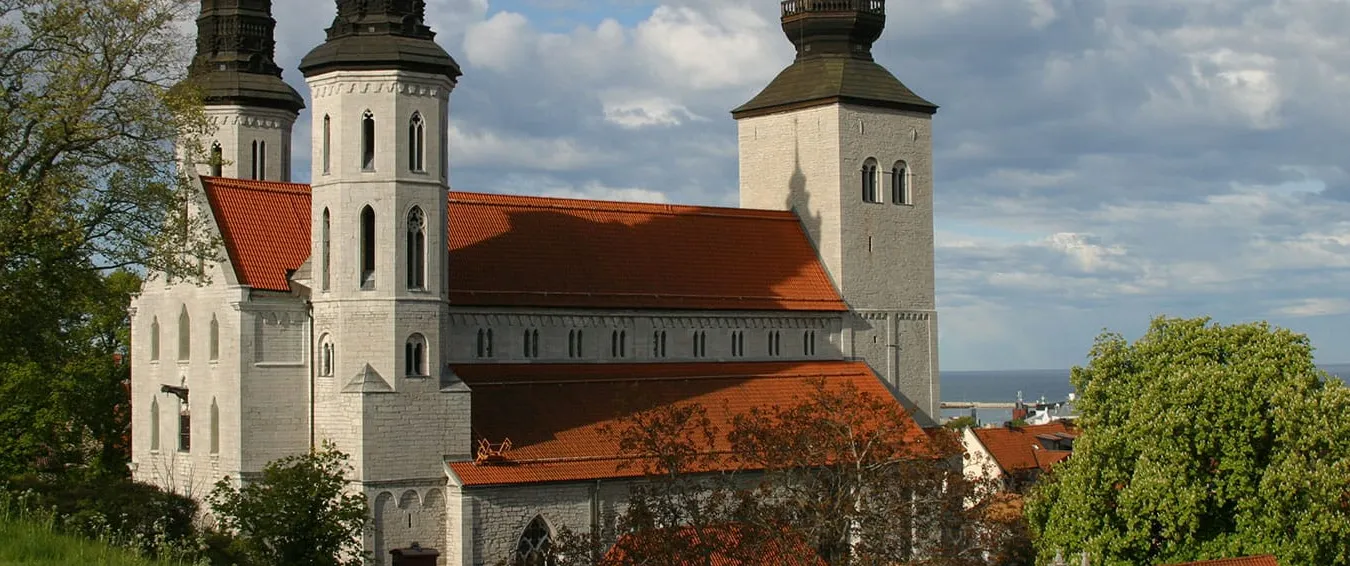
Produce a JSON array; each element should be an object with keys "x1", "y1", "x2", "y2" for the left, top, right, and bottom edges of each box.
[
  {"x1": 734, "y1": 0, "x2": 941, "y2": 424},
  {"x1": 186, "y1": 0, "x2": 304, "y2": 180},
  {"x1": 300, "y1": 1, "x2": 466, "y2": 560}
]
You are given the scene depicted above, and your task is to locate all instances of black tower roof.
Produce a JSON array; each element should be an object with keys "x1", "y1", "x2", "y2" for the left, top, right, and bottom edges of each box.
[
  {"x1": 299, "y1": 0, "x2": 462, "y2": 80},
  {"x1": 187, "y1": 0, "x2": 304, "y2": 113},
  {"x1": 732, "y1": 0, "x2": 936, "y2": 119}
]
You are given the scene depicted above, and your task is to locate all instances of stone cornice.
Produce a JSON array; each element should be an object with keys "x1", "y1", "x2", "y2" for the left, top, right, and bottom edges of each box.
[{"x1": 310, "y1": 80, "x2": 449, "y2": 100}]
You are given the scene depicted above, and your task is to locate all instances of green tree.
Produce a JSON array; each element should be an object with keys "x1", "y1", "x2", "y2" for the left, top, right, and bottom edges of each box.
[
  {"x1": 1025, "y1": 316, "x2": 1350, "y2": 566},
  {"x1": 208, "y1": 443, "x2": 369, "y2": 566}
]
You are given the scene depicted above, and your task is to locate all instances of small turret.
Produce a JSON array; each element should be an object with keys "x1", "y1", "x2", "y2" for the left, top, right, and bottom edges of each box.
[{"x1": 780, "y1": 0, "x2": 885, "y2": 61}]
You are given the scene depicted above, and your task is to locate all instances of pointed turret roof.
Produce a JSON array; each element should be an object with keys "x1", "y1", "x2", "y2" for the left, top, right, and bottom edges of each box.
[
  {"x1": 299, "y1": 0, "x2": 461, "y2": 80},
  {"x1": 187, "y1": 0, "x2": 304, "y2": 113},
  {"x1": 732, "y1": 0, "x2": 936, "y2": 119}
]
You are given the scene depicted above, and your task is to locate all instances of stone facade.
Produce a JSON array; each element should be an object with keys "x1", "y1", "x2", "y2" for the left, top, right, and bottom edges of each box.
[
  {"x1": 738, "y1": 104, "x2": 940, "y2": 424},
  {"x1": 192, "y1": 105, "x2": 299, "y2": 181}
]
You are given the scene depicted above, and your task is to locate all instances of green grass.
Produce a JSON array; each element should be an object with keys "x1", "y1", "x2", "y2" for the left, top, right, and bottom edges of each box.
[{"x1": 0, "y1": 517, "x2": 188, "y2": 566}]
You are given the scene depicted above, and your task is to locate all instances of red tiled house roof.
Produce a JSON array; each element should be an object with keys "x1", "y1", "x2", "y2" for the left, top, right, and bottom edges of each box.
[
  {"x1": 602, "y1": 523, "x2": 826, "y2": 566},
  {"x1": 971, "y1": 421, "x2": 1078, "y2": 475},
  {"x1": 446, "y1": 361, "x2": 931, "y2": 486},
  {"x1": 199, "y1": 177, "x2": 847, "y2": 310},
  {"x1": 1163, "y1": 555, "x2": 1279, "y2": 566}
]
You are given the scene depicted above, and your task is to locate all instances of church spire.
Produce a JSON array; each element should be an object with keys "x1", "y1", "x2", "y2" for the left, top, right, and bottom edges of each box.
[
  {"x1": 299, "y1": 0, "x2": 461, "y2": 79},
  {"x1": 732, "y1": 0, "x2": 935, "y2": 119},
  {"x1": 188, "y1": 0, "x2": 304, "y2": 113}
]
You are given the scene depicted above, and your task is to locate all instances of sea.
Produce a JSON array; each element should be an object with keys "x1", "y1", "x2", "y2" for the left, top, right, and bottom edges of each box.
[{"x1": 939, "y1": 362, "x2": 1350, "y2": 426}]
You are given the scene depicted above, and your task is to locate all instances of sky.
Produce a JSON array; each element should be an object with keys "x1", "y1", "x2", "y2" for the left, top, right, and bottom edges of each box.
[{"x1": 250, "y1": 0, "x2": 1350, "y2": 371}]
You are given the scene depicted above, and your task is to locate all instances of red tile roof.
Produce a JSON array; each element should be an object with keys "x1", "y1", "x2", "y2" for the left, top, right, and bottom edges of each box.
[
  {"x1": 971, "y1": 421, "x2": 1078, "y2": 475},
  {"x1": 1163, "y1": 556, "x2": 1279, "y2": 566},
  {"x1": 200, "y1": 178, "x2": 847, "y2": 310},
  {"x1": 446, "y1": 361, "x2": 930, "y2": 486},
  {"x1": 201, "y1": 177, "x2": 312, "y2": 292},
  {"x1": 446, "y1": 192, "x2": 847, "y2": 311},
  {"x1": 603, "y1": 524, "x2": 825, "y2": 566}
]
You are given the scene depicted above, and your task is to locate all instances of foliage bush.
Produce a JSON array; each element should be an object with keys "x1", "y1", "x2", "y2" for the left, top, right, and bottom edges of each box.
[{"x1": 4, "y1": 475, "x2": 197, "y2": 556}]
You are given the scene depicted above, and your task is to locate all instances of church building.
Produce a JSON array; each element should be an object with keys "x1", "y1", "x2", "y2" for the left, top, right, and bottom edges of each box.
[{"x1": 129, "y1": 1, "x2": 942, "y2": 564}]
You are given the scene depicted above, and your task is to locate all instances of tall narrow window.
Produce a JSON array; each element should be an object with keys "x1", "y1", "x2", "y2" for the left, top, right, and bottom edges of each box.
[
  {"x1": 150, "y1": 317, "x2": 160, "y2": 361},
  {"x1": 476, "y1": 329, "x2": 493, "y2": 359},
  {"x1": 210, "y1": 142, "x2": 222, "y2": 177},
  {"x1": 439, "y1": 113, "x2": 448, "y2": 181},
  {"x1": 611, "y1": 330, "x2": 627, "y2": 358},
  {"x1": 209, "y1": 315, "x2": 219, "y2": 361},
  {"x1": 768, "y1": 331, "x2": 782, "y2": 357},
  {"x1": 692, "y1": 331, "x2": 707, "y2": 358},
  {"x1": 406, "y1": 207, "x2": 426, "y2": 290},
  {"x1": 209, "y1": 399, "x2": 219, "y2": 455},
  {"x1": 250, "y1": 140, "x2": 259, "y2": 180},
  {"x1": 569, "y1": 330, "x2": 584, "y2": 358},
  {"x1": 361, "y1": 110, "x2": 376, "y2": 171},
  {"x1": 408, "y1": 112, "x2": 425, "y2": 172},
  {"x1": 322, "y1": 115, "x2": 332, "y2": 175},
  {"x1": 360, "y1": 206, "x2": 375, "y2": 288},
  {"x1": 150, "y1": 398, "x2": 160, "y2": 451},
  {"x1": 523, "y1": 329, "x2": 540, "y2": 358},
  {"x1": 178, "y1": 403, "x2": 191, "y2": 452},
  {"x1": 319, "y1": 334, "x2": 334, "y2": 377},
  {"x1": 862, "y1": 158, "x2": 879, "y2": 203},
  {"x1": 892, "y1": 161, "x2": 910, "y2": 204},
  {"x1": 653, "y1": 330, "x2": 667, "y2": 358},
  {"x1": 258, "y1": 140, "x2": 267, "y2": 180},
  {"x1": 804, "y1": 330, "x2": 817, "y2": 356},
  {"x1": 321, "y1": 208, "x2": 331, "y2": 291},
  {"x1": 731, "y1": 331, "x2": 746, "y2": 357},
  {"x1": 177, "y1": 307, "x2": 190, "y2": 361},
  {"x1": 406, "y1": 334, "x2": 427, "y2": 375}
]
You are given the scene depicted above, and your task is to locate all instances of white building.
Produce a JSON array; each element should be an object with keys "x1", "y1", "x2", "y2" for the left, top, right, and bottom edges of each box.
[{"x1": 130, "y1": 1, "x2": 943, "y2": 564}]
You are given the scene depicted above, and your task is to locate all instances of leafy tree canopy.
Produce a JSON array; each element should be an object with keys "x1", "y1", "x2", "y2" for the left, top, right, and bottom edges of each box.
[
  {"x1": 208, "y1": 443, "x2": 369, "y2": 566},
  {"x1": 1026, "y1": 316, "x2": 1350, "y2": 566}
]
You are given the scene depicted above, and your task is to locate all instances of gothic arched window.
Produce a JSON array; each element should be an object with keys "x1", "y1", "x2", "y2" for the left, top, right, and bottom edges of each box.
[
  {"x1": 361, "y1": 110, "x2": 376, "y2": 171},
  {"x1": 210, "y1": 142, "x2": 222, "y2": 177},
  {"x1": 209, "y1": 315, "x2": 219, "y2": 361},
  {"x1": 861, "y1": 158, "x2": 880, "y2": 203},
  {"x1": 405, "y1": 334, "x2": 427, "y2": 376},
  {"x1": 319, "y1": 334, "x2": 335, "y2": 377},
  {"x1": 149, "y1": 397, "x2": 160, "y2": 451},
  {"x1": 150, "y1": 317, "x2": 160, "y2": 361},
  {"x1": 178, "y1": 400, "x2": 191, "y2": 452},
  {"x1": 360, "y1": 206, "x2": 376, "y2": 289},
  {"x1": 891, "y1": 160, "x2": 910, "y2": 204},
  {"x1": 515, "y1": 515, "x2": 554, "y2": 566},
  {"x1": 177, "y1": 307, "x2": 191, "y2": 361},
  {"x1": 322, "y1": 115, "x2": 332, "y2": 175},
  {"x1": 321, "y1": 208, "x2": 331, "y2": 291},
  {"x1": 406, "y1": 207, "x2": 426, "y2": 290},
  {"x1": 408, "y1": 112, "x2": 426, "y2": 172},
  {"x1": 209, "y1": 398, "x2": 220, "y2": 455}
]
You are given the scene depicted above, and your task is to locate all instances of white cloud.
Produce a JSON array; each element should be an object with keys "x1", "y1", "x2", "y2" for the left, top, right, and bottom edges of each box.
[
  {"x1": 449, "y1": 125, "x2": 611, "y2": 172},
  {"x1": 601, "y1": 92, "x2": 706, "y2": 129},
  {"x1": 1272, "y1": 299, "x2": 1350, "y2": 318},
  {"x1": 463, "y1": 11, "x2": 533, "y2": 72}
]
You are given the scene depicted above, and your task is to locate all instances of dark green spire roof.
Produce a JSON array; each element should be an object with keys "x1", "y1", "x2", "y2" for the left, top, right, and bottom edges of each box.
[
  {"x1": 299, "y1": 0, "x2": 461, "y2": 80},
  {"x1": 732, "y1": 0, "x2": 936, "y2": 119},
  {"x1": 187, "y1": 0, "x2": 304, "y2": 113}
]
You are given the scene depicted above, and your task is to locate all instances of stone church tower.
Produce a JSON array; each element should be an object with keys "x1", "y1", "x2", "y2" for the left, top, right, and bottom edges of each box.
[
  {"x1": 298, "y1": 0, "x2": 468, "y2": 555},
  {"x1": 186, "y1": 0, "x2": 304, "y2": 180},
  {"x1": 734, "y1": 1, "x2": 941, "y2": 424}
]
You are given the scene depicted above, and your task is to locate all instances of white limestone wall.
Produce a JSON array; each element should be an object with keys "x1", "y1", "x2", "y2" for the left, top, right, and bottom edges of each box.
[
  {"x1": 129, "y1": 262, "x2": 251, "y2": 498},
  {"x1": 960, "y1": 428, "x2": 1003, "y2": 503},
  {"x1": 445, "y1": 480, "x2": 633, "y2": 566},
  {"x1": 738, "y1": 105, "x2": 843, "y2": 282},
  {"x1": 370, "y1": 484, "x2": 448, "y2": 565},
  {"x1": 736, "y1": 103, "x2": 940, "y2": 424},
  {"x1": 445, "y1": 309, "x2": 845, "y2": 364},
  {"x1": 236, "y1": 301, "x2": 312, "y2": 472},
  {"x1": 190, "y1": 105, "x2": 298, "y2": 181}
]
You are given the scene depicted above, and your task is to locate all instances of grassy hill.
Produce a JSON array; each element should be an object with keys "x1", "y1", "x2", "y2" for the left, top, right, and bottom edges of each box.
[{"x1": 0, "y1": 517, "x2": 189, "y2": 566}]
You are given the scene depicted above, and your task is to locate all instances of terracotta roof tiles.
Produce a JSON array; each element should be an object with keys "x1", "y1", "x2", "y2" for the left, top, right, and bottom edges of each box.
[
  {"x1": 447, "y1": 361, "x2": 929, "y2": 487},
  {"x1": 200, "y1": 177, "x2": 847, "y2": 311},
  {"x1": 971, "y1": 421, "x2": 1078, "y2": 475},
  {"x1": 201, "y1": 177, "x2": 312, "y2": 292}
]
